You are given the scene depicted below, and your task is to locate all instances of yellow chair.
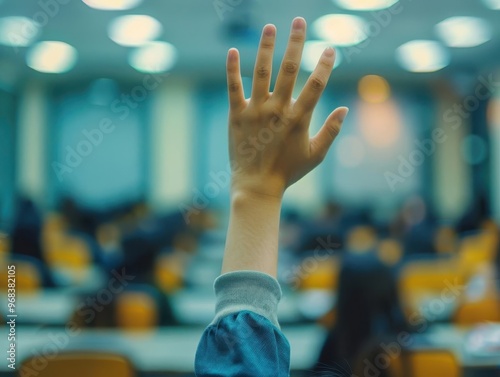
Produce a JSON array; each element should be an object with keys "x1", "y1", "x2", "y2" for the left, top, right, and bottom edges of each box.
[
  {"x1": 389, "y1": 350, "x2": 461, "y2": 377},
  {"x1": 116, "y1": 291, "x2": 159, "y2": 330},
  {"x1": 154, "y1": 254, "x2": 184, "y2": 293},
  {"x1": 458, "y1": 231, "x2": 498, "y2": 276},
  {"x1": 43, "y1": 235, "x2": 91, "y2": 269},
  {"x1": 400, "y1": 260, "x2": 465, "y2": 296},
  {"x1": 297, "y1": 256, "x2": 339, "y2": 290},
  {"x1": 0, "y1": 260, "x2": 41, "y2": 293},
  {"x1": 454, "y1": 298, "x2": 500, "y2": 325},
  {"x1": 18, "y1": 352, "x2": 135, "y2": 377},
  {"x1": 399, "y1": 260, "x2": 466, "y2": 318}
]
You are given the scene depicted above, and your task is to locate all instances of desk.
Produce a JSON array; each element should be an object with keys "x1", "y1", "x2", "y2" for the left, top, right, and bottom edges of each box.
[
  {"x1": 1, "y1": 284, "x2": 462, "y2": 327},
  {"x1": 0, "y1": 289, "x2": 306, "y2": 326},
  {"x1": 1, "y1": 325, "x2": 325, "y2": 372}
]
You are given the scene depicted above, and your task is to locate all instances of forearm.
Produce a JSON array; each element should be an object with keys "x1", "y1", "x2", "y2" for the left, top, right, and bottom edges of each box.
[{"x1": 221, "y1": 191, "x2": 282, "y2": 277}]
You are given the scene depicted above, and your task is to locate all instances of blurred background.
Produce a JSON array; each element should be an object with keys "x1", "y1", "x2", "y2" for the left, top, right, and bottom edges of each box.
[{"x1": 1, "y1": 0, "x2": 500, "y2": 376}]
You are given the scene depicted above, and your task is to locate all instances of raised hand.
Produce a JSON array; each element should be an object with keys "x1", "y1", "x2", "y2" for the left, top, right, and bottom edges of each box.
[{"x1": 227, "y1": 17, "x2": 349, "y2": 200}]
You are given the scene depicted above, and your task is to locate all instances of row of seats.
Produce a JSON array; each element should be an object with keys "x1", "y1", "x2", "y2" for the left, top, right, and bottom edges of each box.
[{"x1": 17, "y1": 349, "x2": 461, "y2": 377}]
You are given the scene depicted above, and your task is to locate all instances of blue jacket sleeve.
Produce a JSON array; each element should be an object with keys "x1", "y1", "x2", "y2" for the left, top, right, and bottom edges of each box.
[{"x1": 195, "y1": 271, "x2": 291, "y2": 377}]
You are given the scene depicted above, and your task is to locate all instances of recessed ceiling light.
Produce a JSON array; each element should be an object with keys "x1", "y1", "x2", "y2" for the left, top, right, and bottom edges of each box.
[
  {"x1": 128, "y1": 41, "x2": 177, "y2": 73},
  {"x1": 26, "y1": 41, "x2": 77, "y2": 73},
  {"x1": 108, "y1": 15, "x2": 162, "y2": 47},
  {"x1": 301, "y1": 41, "x2": 342, "y2": 72},
  {"x1": 333, "y1": 0, "x2": 399, "y2": 11},
  {"x1": 0, "y1": 16, "x2": 40, "y2": 47},
  {"x1": 482, "y1": 0, "x2": 500, "y2": 10},
  {"x1": 82, "y1": 0, "x2": 142, "y2": 10},
  {"x1": 396, "y1": 40, "x2": 450, "y2": 73},
  {"x1": 435, "y1": 17, "x2": 492, "y2": 48},
  {"x1": 313, "y1": 14, "x2": 368, "y2": 46}
]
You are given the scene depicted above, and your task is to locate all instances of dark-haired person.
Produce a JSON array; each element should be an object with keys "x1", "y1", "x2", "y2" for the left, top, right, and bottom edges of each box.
[{"x1": 194, "y1": 18, "x2": 349, "y2": 376}]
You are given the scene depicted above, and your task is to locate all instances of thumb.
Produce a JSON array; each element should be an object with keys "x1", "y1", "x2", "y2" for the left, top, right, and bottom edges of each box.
[{"x1": 310, "y1": 106, "x2": 349, "y2": 162}]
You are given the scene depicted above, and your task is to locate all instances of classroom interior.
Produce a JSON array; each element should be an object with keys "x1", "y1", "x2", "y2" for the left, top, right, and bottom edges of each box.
[{"x1": 1, "y1": 0, "x2": 500, "y2": 376}]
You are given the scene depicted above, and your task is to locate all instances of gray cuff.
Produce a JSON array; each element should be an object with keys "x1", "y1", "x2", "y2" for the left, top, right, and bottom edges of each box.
[{"x1": 210, "y1": 270, "x2": 282, "y2": 329}]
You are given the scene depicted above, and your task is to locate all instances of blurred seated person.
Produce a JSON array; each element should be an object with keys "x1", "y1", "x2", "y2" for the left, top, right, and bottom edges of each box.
[
  {"x1": 312, "y1": 226, "x2": 408, "y2": 376},
  {"x1": 395, "y1": 196, "x2": 438, "y2": 256},
  {"x1": 456, "y1": 192, "x2": 489, "y2": 233},
  {"x1": 11, "y1": 197, "x2": 55, "y2": 287},
  {"x1": 74, "y1": 229, "x2": 177, "y2": 327},
  {"x1": 95, "y1": 222, "x2": 123, "y2": 271},
  {"x1": 71, "y1": 283, "x2": 177, "y2": 328},
  {"x1": 11, "y1": 197, "x2": 43, "y2": 260},
  {"x1": 59, "y1": 196, "x2": 100, "y2": 237}
]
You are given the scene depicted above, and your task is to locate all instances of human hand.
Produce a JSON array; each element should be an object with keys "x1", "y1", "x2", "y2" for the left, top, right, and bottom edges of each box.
[{"x1": 227, "y1": 17, "x2": 349, "y2": 201}]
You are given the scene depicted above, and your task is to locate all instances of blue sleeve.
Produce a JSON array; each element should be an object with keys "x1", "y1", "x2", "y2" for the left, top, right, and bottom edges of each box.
[{"x1": 195, "y1": 271, "x2": 291, "y2": 376}]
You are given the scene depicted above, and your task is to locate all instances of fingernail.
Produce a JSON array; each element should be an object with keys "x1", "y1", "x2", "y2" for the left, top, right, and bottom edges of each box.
[
  {"x1": 228, "y1": 48, "x2": 238, "y2": 60},
  {"x1": 264, "y1": 24, "x2": 275, "y2": 37},
  {"x1": 324, "y1": 47, "x2": 334, "y2": 57},
  {"x1": 339, "y1": 108, "x2": 349, "y2": 122},
  {"x1": 293, "y1": 17, "x2": 305, "y2": 30}
]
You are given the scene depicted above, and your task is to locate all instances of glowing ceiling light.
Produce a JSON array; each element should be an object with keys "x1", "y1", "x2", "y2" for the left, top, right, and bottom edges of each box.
[
  {"x1": 333, "y1": 0, "x2": 399, "y2": 11},
  {"x1": 108, "y1": 15, "x2": 162, "y2": 47},
  {"x1": 482, "y1": 0, "x2": 500, "y2": 10},
  {"x1": 301, "y1": 41, "x2": 342, "y2": 72},
  {"x1": 313, "y1": 14, "x2": 368, "y2": 46},
  {"x1": 82, "y1": 0, "x2": 142, "y2": 10},
  {"x1": 396, "y1": 40, "x2": 450, "y2": 73},
  {"x1": 129, "y1": 41, "x2": 177, "y2": 73},
  {"x1": 435, "y1": 17, "x2": 492, "y2": 48},
  {"x1": 0, "y1": 16, "x2": 40, "y2": 47},
  {"x1": 26, "y1": 41, "x2": 78, "y2": 73}
]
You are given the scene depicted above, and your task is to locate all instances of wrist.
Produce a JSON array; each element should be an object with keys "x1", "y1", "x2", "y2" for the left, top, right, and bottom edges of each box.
[
  {"x1": 230, "y1": 188, "x2": 283, "y2": 210},
  {"x1": 230, "y1": 175, "x2": 286, "y2": 203}
]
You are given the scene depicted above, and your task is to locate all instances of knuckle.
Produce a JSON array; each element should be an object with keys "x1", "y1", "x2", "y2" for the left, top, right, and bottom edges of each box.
[
  {"x1": 289, "y1": 33, "x2": 304, "y2": 44},
  {"x1": 310, "y1": 76, "x2": 325, "y2": 91},
  {"x1": 319, "y1": 57, "x2": 333, "y2": 69},
  {"x1": 326, "y1": 125, "x2": 340, "y2": 140},
  {"x1": 256, "y1": 66, "x2": 270, "y2": 80},
  {"x1": 269, "y1": 108, "x2": 287, "y2": 126},
  {"x1": 282, "y1": 60, "x2": 299, "y2": 75},
  {"x1": 228, "y1": 82, "x2": 240, "y2": 93},
  {"x1": 260, "y1": 40, "x2": 274, "y2": 50}
]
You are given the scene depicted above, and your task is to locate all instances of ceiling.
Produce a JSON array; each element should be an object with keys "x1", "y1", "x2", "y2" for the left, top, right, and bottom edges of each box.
[{"x1": 0, "y1": 0, "x2": 499, "y2": 87}]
